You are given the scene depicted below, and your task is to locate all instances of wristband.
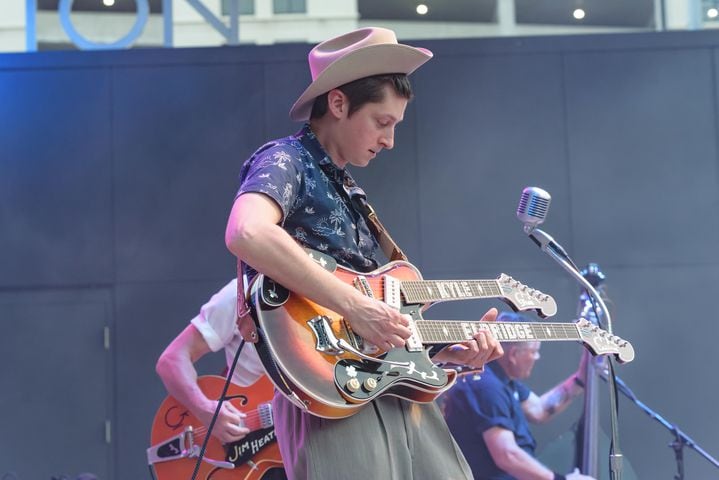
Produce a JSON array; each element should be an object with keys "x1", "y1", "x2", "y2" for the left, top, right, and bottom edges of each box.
[{"x1": 553, "y1": 473, "x2": 567, "y2": 480}]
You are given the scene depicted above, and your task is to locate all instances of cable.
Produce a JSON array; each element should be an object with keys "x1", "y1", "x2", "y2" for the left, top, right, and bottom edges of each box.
[{"x1": 189, "y1": 338, "x2": 246, "y2": 480}]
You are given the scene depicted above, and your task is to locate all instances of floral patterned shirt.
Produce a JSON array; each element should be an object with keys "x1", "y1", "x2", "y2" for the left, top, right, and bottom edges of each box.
[{"x1": 237, "y1": 124, "x2": 381, "y2": 277}]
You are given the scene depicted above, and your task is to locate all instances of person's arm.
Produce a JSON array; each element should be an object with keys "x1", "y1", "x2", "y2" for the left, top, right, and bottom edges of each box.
[
  {"x1": 483, "y1": 426, "x2": 555, "y2": 480},
  {"x1": 225, "y1": 192, "x2": 412, "y2": 350},
  {"x1": 483, "y1": 427, "x2": 596, "y2": 480},
  {"x1": 523, "y1": 350, "x2": 588, "y2": 424},
  {"x1": 155, "y1": 324, "x2": 249, "y2": 444}
]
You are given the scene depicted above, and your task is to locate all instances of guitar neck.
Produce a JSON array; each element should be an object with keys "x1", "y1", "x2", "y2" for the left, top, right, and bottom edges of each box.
[
  {"x1": 416, "y1": 320, "x2": 581, "y2": 344},
  {"x1": 401, "y1": 279, "x2": 503, "y2": 303}
]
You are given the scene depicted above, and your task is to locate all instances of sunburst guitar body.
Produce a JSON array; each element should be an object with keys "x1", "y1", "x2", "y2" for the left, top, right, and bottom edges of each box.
[{"x1": 248, "y1": 250, "x2": 632, "y2": 419}]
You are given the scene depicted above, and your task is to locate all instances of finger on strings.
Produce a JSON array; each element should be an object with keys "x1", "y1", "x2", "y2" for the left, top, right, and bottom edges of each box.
[{"x1": 474, "y1": 332, "x2": 489, "y2": 351}]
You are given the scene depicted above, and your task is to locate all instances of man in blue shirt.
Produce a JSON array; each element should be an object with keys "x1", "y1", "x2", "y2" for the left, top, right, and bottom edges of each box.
[
  {"x1": 224, "y1": 27, "x2": 504, "y2": 479},
  {"x1": 444, "y1": 311, "x2": 593, "y2": 480}
]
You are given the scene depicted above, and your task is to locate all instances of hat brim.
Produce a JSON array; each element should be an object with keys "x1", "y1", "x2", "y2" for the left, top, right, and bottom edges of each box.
[{"x1": 289, "y1": 43, "x2": 433, "y2": 122}]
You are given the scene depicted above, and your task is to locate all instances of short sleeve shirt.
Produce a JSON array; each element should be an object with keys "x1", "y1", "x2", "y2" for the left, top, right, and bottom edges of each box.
[
  {"x1": 190, "y1": 279, "x2": 266, "y2": 387},
  {"x1": 443, "y1": 362, "x2": 536, "y2": 480},
  {"x1": 237, "y1": 124, "x2": 381, "y2": 275}
]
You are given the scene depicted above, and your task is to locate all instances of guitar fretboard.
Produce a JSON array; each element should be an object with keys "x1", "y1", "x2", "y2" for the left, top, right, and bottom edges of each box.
[
  {"x1": 401, "y1": 280, "x2": 502, "y2": 303},
  {"x1": 416, "y1": 320, "x2": 581, "y2": 344}
]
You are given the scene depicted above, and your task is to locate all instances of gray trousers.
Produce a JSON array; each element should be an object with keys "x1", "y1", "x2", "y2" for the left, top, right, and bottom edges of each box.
[{"x1": 273, "y1": 392, "x2": 474, "y2": 480}]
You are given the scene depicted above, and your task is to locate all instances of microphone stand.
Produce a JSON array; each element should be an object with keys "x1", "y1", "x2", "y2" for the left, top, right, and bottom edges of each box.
[
  {"x1": 597, "y1": 370, "x2": 719, "y2": 479},
  {"x1": 526, "y1": 227, "x2": 624, "y2": 480}
]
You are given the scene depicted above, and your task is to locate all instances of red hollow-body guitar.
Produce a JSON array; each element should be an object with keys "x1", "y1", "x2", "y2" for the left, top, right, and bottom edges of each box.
[
  {"x1": 148, "y1": 375, "x2": 283, "y2": 480},
  {"x1": 249, "y1": 250, "x2": 634, "y2": 419}
]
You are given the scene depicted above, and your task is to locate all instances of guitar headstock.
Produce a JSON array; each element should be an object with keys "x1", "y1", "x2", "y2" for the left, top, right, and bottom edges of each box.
[
  {"x1": 497, "y1": 274, "x2": 558, "y2": 318},
  {"x1": 575, "y1": 318, "x2": 635, "y2": 364}
]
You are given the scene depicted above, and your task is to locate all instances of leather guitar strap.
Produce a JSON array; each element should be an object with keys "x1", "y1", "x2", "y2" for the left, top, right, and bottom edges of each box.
[
  {"x1": 236, "y1": 260, "x2": 259, "y2": 343},
  {"x1": 351, "y1": 195, "x2": 408, "y2": 262}
]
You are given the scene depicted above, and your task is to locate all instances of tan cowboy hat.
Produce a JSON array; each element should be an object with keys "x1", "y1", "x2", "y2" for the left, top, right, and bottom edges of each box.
[{"x1": 289, "y1": 27, "x2": 433, "y2": 121}]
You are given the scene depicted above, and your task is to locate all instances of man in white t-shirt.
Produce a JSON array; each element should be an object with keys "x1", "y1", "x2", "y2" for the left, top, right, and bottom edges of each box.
[{"x1": 156, "y1": 279, "x2": 266, "y2": 444}]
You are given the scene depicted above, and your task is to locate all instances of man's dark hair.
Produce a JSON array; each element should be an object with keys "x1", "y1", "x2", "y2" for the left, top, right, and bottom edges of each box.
[{"x1": 309, "y1": 73, "x2": 413, "y2": 120}]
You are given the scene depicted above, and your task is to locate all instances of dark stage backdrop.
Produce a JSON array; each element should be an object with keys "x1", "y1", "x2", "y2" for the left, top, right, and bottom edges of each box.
[{"x1": 1, "y1": 30, "x2": 718, "y2": 479}]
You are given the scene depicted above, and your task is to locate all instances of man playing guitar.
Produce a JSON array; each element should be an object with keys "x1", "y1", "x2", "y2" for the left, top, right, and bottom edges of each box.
[
  {"x1": 153, "y1": 279, "x2": 286, "y2": 479},
  {"x1": 224, "y1": 27, "x2": 503, "y2": 480}
]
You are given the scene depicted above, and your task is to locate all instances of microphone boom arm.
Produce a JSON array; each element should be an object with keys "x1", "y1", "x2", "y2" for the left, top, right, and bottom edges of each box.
[{"x1": 528, "y1": 227, "x2": 613, "y2": 335}]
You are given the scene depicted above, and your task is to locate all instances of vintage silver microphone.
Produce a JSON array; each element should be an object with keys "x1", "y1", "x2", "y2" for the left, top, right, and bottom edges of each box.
[
  {"x1": 516, "y1": 186, "x2": 551, "y2": 234},
  {"x1": 515, "y1": 187, "x2": 567, "y2": 256}
]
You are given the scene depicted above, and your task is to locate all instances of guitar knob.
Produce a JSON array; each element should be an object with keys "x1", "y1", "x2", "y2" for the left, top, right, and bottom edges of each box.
[
  {"x1": 363, "y1": 377, "x2": 378, "y2": 391},
  {"x1": 345, "y1": 378, "x2": 361, "y2": 393}
]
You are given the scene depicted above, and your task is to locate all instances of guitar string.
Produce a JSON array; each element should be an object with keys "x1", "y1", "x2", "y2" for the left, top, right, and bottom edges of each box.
[
  {"x1": 401, "y1": 279, "x2": 501, "y2": 302},
  {"x1": 414, "y1": 321, "x2": 581, "y2": 343},
  {"x1": 173, "y1": 408, "x2": 270, "y2": 439},
  {"x1": 348, "y1": 273, "x2": 590, "y2": 345},
  {"x1": 185, "y1": 415, "x2": 267, "y2": 439},
  {"x1": 362, "y1": 273, "x2": 502, "y2": 303}
]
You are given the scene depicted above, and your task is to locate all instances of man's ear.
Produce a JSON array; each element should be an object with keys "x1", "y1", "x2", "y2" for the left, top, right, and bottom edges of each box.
[
  {"x1": 327, "y1": 89, "x2": 348, "y2": 119},
  {"x1": 505, "y1": 345, "x2": 518, "y2": 366}
]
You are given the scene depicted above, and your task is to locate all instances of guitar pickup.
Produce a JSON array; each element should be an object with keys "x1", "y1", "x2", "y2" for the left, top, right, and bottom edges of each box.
[
  {"x1": 353, "y1": 275, "x2": 374, "y2": 298},
  {"x1": 383, "y1": 274, "x2": 402, "y2": 309}
]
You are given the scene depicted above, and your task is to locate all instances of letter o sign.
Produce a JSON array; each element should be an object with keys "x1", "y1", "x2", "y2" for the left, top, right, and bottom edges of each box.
[{"x1": 59, "y1": 0, "x2": 149, "y2": 50}]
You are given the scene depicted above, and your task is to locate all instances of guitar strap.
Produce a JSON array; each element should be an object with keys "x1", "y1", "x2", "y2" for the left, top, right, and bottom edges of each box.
[
  {"x1": 350, "y1": 195, "x2": 409, "y2": 263},
  {"x1": 236, "y1": 260, "x2": 259, "y2": 343}
]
